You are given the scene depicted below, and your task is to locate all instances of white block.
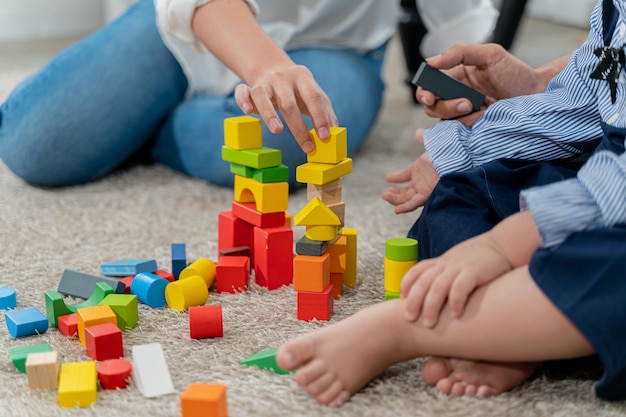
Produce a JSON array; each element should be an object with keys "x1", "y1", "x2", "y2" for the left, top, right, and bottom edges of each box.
[{"x1": 132, "y1": 343, "x2": 175, "y2": 398}]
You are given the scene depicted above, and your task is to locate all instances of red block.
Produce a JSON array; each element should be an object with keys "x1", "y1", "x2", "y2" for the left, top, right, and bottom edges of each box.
[
  {"x1": 189, "y1": 305, "x2": 223, "y2": 339},
  {"x1": 118, "y1": 275, "x2": 134, "y2": 294},
  {"x1": 253, "y1": 225, "x2": 293, "y2": 290},
  {"x1": 330, "y1": 273, "x2": 343, "y2": 300},
  {"x1": 58, "y1": 313, "x2": 78, "y2": 337},
  {"x1": 216, "y1": 256, "x2": 250, "y2": 293},
  {"x1": 218, "y1": 211, "x2": 254, "y2": 261},
  {"x1": 232, "y1": 201, "x2": 285, "y2": 228},
  {"x1": 85, "y1": 322, "x2": 123, "y2": 361},
  {"x1": 297, "y1": 285, "x2": 334, "y2": 321},
  {"x1": 98, "y1": 358, "x2": 132, "y2": 390},
  {"x1": 219, "y1": 245, "x2": 251, "y2": 259},
  {"x1": 154, "y1": 270, "x2": 175, "y2": 282}
]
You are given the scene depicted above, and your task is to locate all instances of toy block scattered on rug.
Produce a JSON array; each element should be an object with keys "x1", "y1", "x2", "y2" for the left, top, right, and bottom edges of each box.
[
  {"x1": 26, "y1": 351, "x2": 59, "y2": 390},
  {"x1": 5, "y1": 307, "x2": 48, "y2": 338},
  {"x1": 57, "y1": 269, "x2": 125, "y2": 299},
  {"x1": 171, "y1": 243, "x2": 187, "y2": 279},
  {"x1": 165, "y1": 275, "x2": 209, "y2": 312},
  {"x1": 240, "y1": 347, "x2": 292, "y2": 375},
  {"x1": 85, "y1": 322, "x2": 123, "y2": 361},
  {"x1": 181, "y1": 383, "x2": 229, "y2": 417},
  {"x1": 97, "y1": 358, "x2": 132, "y2": 390},
  {"x1": 98, "y1": 293, "x2": 138, "y2": 331},
  {"x1": 100, "y1": 259, "x2": 157, "y2": 277},
  {"x1": 76, "y1": 304, "x2": 117, "y2": 346},
  {"x1": 132, "y1": 343, "x2": 175, "y2": 398},
  {"x1": 189, "y1": 305, "x2": 223, "y2": 339},
  {"x1": 297, "y1": 285, "x2": 334, "y2": 321},
  {"x1": 45, "y1": 281, "x2": 115, "y2": 328},
  {"x1": 179, "y1": 258, "x2": 216, "y2": 287},
  {"x1": 8, "y1": 343, "x2": 53, "y2": 373},
  {"x1": 0, "y1": 286, "x2": 16, "y2": 309},
  {"x1": 58, "y1": 361, "x2": 97, "y2": 408},
  {"x1": 384, "y1": 238, "x2": 418, "y2": 296},
  {"x1": 130, "y1": 272, "x2": 169, "y2": 308},
  {"x1": 216, "y1": 256, "x2": 250, "y2": 293},
  {"x1": 57, "y1": 313, "x2": 78, "y2": 337}
]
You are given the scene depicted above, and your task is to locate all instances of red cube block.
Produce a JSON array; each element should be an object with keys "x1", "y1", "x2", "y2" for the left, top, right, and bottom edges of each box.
[
  {"x1": 297, "y1": 285, "x2": 334, "y2": 321},
  {"x1": 85, "y1": 322, "x2": 123, "y2": 361},
  {"x1": 216, "y1": 256, "x2": 250, "y2": 293},
  {"x1": 58, "y1": 313, "x2": 78, "y2": 337}
]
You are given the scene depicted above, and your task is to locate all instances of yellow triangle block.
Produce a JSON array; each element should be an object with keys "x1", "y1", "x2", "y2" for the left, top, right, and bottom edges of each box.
[{"x1": 294, "y1": 197, "x2": 340, "y2": 227}]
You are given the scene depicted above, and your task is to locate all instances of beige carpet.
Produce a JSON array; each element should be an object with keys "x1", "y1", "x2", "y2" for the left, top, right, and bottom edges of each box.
[{"x1": 2, "y1": 18, "x2": 626, "y2": 417}]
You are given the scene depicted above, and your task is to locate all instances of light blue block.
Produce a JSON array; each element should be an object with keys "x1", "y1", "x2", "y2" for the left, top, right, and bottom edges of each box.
[
  {"x1": 101, "y1": 259, "x2": 158, "y2": 277},
  {"x1": 0, "y1": 287, "x2": 17, "y2": 310},
  {"x1": 130, "y1": 273, "x2": 168, "y2": 308},
  {"x1": 5, "y1": 307, "x2": 49, "y2": 338}
]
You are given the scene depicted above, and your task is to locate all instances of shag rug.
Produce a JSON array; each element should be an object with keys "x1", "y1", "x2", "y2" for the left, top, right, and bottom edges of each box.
[{"x1": 1, "y1": 25, "x2": 625, "y2": 417}]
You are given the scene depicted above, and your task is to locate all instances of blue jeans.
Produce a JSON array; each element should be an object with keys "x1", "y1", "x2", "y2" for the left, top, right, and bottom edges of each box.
[{"x1": 0, "y1": 0, "x2": 387, "y2": 188}]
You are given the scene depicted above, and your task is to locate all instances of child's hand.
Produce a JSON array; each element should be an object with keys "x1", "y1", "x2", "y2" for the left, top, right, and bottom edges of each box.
[
  {"x1": 382, "y1": 152, "x2": 439, "y2": 214},
  {"x1": 400, "y1": 233, "x2": 512, "y2": 327}
]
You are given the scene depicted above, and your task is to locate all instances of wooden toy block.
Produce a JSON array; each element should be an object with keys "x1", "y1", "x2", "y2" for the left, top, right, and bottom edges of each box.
[
  {"x1": 231, "y1": 201, "x2": 285, "y2": 228},
  {"x1": 100, "y1": 259, "x2": 157, "y2": 277},
  {"x1": 293, "y1": 254, "x2": 330, "y2": 293},
  {"x1": 85, "y1": 322, "x2": 123, "y2": 361},
  {"x1": 26, "y1": 351, "x2": 59, "y2": 389},
  {"x1": 45, "y1": 282, "x2": 115, "y2": 328},
  {"x1": 0, "y1": 286, "x2": 16, "y2": 310},
  {"x1": 218, "y1": 211, "x2": 255, "y2": 261},
  {"x1": 296, "y1": 157, "x2": 352, "y2": 185},
  {"x1": 5, "y1": 307, "x2": 48, "y2": 338},
  {"x1": 305, "y1": 225, "x2": 338, "y2": 241},
  {"x1": 307, "y1": 126, "x2": 347, "y2": 164},
  {"x1": 230, "y1": 162, "x2": 253, "y2": 178},
  {"x1": 327, "y1": 201, "x2": 346, "y2": 227},
  {"x1": 330, "y1": 273, "x2": 343, "y2": 300},
  {"x1": 219, "y1": 245, "x2": 251, "y2": 259},
  {"x1": 326, "y1": 235, "x2": 347, "y2": 273},
  {"x1": 385, "y1": 237, "x2": 419, "y2": 262},
  {"x1": 385, "y1": 291, "x2": 400, "y2": 301},
  {"x1": 58, "y1": 361, "x2": 97, "y2": 408},
  {"x1": 165, "y1": 275, "x2": 209, "y2": 312},
  {"x1": 132, "y1": 343, "x2": 175, "y2": 398},
  {"x1": 76, "y1": 304, "x2": 117, "y2": 346},
  {"x1": 97, "y1": 358, "x2": 132, "y2": 390},
  {"x1": 154, "y1": 269, "x2": 176, "y2": 282},
  {"x1": 341, "y1": 228, "x2": 358, "y2": 288},
  {"x1": 221, "y1": 146, "x2": 282, "y2": 170},
  {"x1": 295, "y1": 234, "x2": 339, "y2": 256},
  {"x1": 189, "y1": 305, "x2": 223, "y2": 339},
  {"x1": 253, "y1": 225, "x2": 294, "y2": 290},
  {"x1": 294, "y1": 197, "x2": 340, "y2": 227},
  {"x1": 118, "y1": 275, "x2": 134, "y2": 293},
  {"x1": 234, "y1": 175, "x2": 289, "y2": 214},
  {"x1": 180, "y1": 258, "x2": 217, "y2": 287},
  {"x1": 130, "y1": 272, "x2": 169, "y2": 308},
  {"x1": 240, "y1": 347, "x2": 292, "y2": 375},
  {"x1": 383, "y1": 257, "x2": 417, "y2": 293},
  {"x1": 172, "y1": 243, "x2": 187, "y2": 280},
  {"x1": 99, "y1": 293, "x2": 139, "y2": 331},
  {"x1": 57, "y1": 269, "x2": 125, "y2": 300},
  {"x1": 297, "y1": 285, "x2": 334, "y2": 321},
  {"x1": 216, "y1": 256, "x2": 250, "y2": 293},
  {"x1": 252, "y1": 163, "x2": 289, "y2": 183},
  {"x1": 58, "y1": 313, "x2": 78, "y2": 337},
  {"x1": 224, "y1": 115, "x2": 262, "y2": 150},
  {"x1": 306, "y1": 178, "x2": 342, "y2": 204},
  {"x1": 181, "y1": 383, "x2": 228, "y2": 417},
  {"x1": 8, "y1": 343, "x2": 52, "y2": 373},
  {"x1": 284, "y1": 212, "x2": 292, "y2": 228}
]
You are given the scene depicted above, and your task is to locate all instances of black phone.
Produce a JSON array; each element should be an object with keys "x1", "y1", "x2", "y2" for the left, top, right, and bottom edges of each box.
[{"x1": 412, "y1": 62, "x2": 485, "y2": 112}]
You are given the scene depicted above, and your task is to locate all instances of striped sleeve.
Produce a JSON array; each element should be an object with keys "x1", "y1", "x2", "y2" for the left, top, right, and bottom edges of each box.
[{"x1": 520, "y1": 150, "x2": 626, "y2": 247}]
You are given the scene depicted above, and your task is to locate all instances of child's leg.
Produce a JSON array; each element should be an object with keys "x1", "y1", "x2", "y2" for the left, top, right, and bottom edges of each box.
[
  {"x1": 0, "y1": 0, "x2": 187, "y2": 186},
  {"x1": 276, "y1": 266, "x2": 593, "y2": 407},
  {"x1": 150, "y1": 46, "x2": 386, "y2": 187}
]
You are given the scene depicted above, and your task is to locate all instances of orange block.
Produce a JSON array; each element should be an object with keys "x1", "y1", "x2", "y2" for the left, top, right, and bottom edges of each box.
[
  {"x1": 293, "y1": 253, "x2": 330, "y2": 293},
  {"x1": 76, "y1": 305, "x2": 117, "y2": 346},
  {"x1": 181, "y1": 383, "x2": 228, "y2": 417},
  {"x1": 326, "y1": 235, "x2": 347, "y2": 273}
]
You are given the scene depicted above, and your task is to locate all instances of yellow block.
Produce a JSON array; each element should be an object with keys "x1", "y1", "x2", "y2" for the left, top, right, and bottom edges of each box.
[
  {"x1": 58, "y1": 361, "x2": 97, "y2": 408},
  {"x1": 165, "y1": 275, "x2": 209, "y2": 312},
  {"x1": 296, "y1": 158, "x2": 352, "y2": 185},
  {"x1": 384, "y1": 257, "x2": 417, "y2": 293},
  {"x1": 76, "y1": 305, "x2": 117, "y2": 346},
  {"x1": 180, "y1": 258, "x2": 216, "y2": 287},
  {"x1": 294, "y1": 197, "x2": 340, "y2": 227},
  {"x1": 307, "y1": 126, "x2": 347, "y2": 164},
  {"x1": 234, "y1": 175, "x2": 289, "y2": 213},
  {"x1": 224, "y1": 116, "x2": 262, "y2": 150},
  {"x1": 305, "y1": 225, "x2": 338, "y2": 241},
  {"x1": 341, "y1": 228, "x2": 357, "y2": 288}
]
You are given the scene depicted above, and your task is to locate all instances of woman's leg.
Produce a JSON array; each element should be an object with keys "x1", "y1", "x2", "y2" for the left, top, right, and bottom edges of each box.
[
  {"x1": 276, "y1": 266, "x2": 593, "y2": 406},
  {"x1": 151, "y1": 46, "x2": 386, "y2": 187},
  {"x1": 0, "y1": 0, "x2": 187, "y2": 186}
]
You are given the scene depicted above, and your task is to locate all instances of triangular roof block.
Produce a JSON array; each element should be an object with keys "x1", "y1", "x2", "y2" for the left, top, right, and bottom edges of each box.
[{"x1": 294, "y1": 197, "x2": 340, "y2": 227}]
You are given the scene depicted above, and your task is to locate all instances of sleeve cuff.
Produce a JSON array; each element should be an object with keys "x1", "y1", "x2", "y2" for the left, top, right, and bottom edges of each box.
[{"x1": 423, "y1": 120, "x2": 473, "y2": 176}]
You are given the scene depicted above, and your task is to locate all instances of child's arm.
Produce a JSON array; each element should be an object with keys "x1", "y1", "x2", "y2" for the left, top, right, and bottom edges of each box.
[{"x1": 401, "y1": 211, "x2": 541, "y2": 327}]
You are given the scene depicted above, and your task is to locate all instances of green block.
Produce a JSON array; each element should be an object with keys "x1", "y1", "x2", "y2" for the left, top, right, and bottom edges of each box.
[
  {"x1": 241, "y1": 347, "x2": 292, "y2": 375},
  {"x1": 8, "y1": 343, "x2": 52, "y2": 373},
  {"x1": 230, "y1": 163, "x2": 253, "y2": 178},
  {"x1": 222, "y1": 146, "x2": 282, "y2": 169},
  {"x1": 45, "y1": 282, "x2": 115, "y2": 327},
  {"x1": 252, "y1": 164, "x2": 289, "y2": 183},
  {"x1": 385, "y1": 291, "x2": 400, "y2": 301},
  {"x1": 99, "y1": 293, "x2": 138, "y2": 332},
  {"x1": 385, "y1": 238, "x2": 418, "y2": 262}
]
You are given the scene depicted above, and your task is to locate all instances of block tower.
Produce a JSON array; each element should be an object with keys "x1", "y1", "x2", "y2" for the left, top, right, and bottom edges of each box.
[
  {"x1": 384, "y1": 237, "x2": 418, "y2": 300},
  {"x1": 218, "y1": 116, "x2": 293, "y2": 290},
  {"x1": 292, "y1": 127, "x2": 357, "y2": 321}
]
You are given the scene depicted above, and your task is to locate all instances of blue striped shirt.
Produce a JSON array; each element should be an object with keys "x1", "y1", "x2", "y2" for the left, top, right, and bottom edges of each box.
[{"x1": 423, "y1": 0, "x2": 626, "y2": 247}]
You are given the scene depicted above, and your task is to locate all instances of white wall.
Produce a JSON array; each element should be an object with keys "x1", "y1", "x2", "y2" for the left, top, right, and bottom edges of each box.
[{"x1": 527, "y1": 0, "x2": 595, "y2": 28}]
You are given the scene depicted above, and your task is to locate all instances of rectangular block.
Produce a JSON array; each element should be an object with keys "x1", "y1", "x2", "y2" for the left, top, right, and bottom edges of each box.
[
  {"x1": 296, "y1": 158, "x2": 352, "y2": 185},
  {"x1": 100, "y1": 259, "x2": 157, "y2": 277},
  {"x1": 57, "y1": 269, "x2": 125, "y2": 300},
  {"x1": 58, "y1": 362, "x2": 97, "y2": 408},
  {"x1": 306, "y1": 178, "x2": 342, "y2": 204},
  {"x1": 297, "y1": 285, "x2": 334, "y2": 321},
  {"x1": 342, "y1": 228, "x2": 358, "y2": 288},
  {"x1": 171, "y1": 243, "x2": 187, "y2": 279},
  {"x1": 293, "y1": 254, "x2": 330, "y2": 293},
  {"x1": 295, "y1": 234, "x2": 338, "y2": 256},
  {"x1": 221, "y1": 146, "x2": 282, "y2": 169},
  {"x1": 253, "y1": 225, "x2": 294, "y2": 290},
  {"x1": 218, "y1": 211, "x2": 255, "y2": 261},
  {"x1": 231, "y1": 201, "x2": 285, "y2": 228},
  {"x1": 132, "y1": 343, "x2": 175, "y2": 398},
  {"x1": 26, "y1": 351, "x2": 59, "y2": 390}
]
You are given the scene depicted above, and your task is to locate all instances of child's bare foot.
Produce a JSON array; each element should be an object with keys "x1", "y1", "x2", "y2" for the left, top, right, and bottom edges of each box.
[
  {"x1": 421, "y1": 357, "x2": 539, "y2": 397},
  {"x1": 276, "y1": 301, "x2": 417, "y2": 407}
]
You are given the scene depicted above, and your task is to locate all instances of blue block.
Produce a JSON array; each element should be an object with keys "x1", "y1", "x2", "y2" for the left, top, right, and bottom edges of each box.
[
  {"x1": 130, "y1": 272, "x2": 168, "y2": 308},
  {"x1": 5, "y1": 307, "x2": 49, "y2": 338},
  {"x1": 100, "y1": 259, "x2": 158, "y2": 277},
  {"x1": 171, "y1": 243, "x2": 186, "y2": 280},
  {"x1": 0, "y1": 287, "x2": 17, "y2": 310}
]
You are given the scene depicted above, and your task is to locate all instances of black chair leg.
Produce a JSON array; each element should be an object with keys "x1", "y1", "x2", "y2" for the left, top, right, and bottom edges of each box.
[
  {"x1": 491, "y1": 0, "x2": 529, "y2": 50},
  {"x1": 398, "y1": 0, "x2": 427, "y2": 103}
]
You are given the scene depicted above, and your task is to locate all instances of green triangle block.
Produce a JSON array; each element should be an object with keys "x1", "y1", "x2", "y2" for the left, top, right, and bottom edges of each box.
[
  {"x1": 385, "y1": 291, "x2": 400, "y2": 301},
  {"x1": 240, "y1": 348, "x2": 292, "y2": 375},
  {"x1": 8, "y1": 343, "x2": 53, "y2": 373}
]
